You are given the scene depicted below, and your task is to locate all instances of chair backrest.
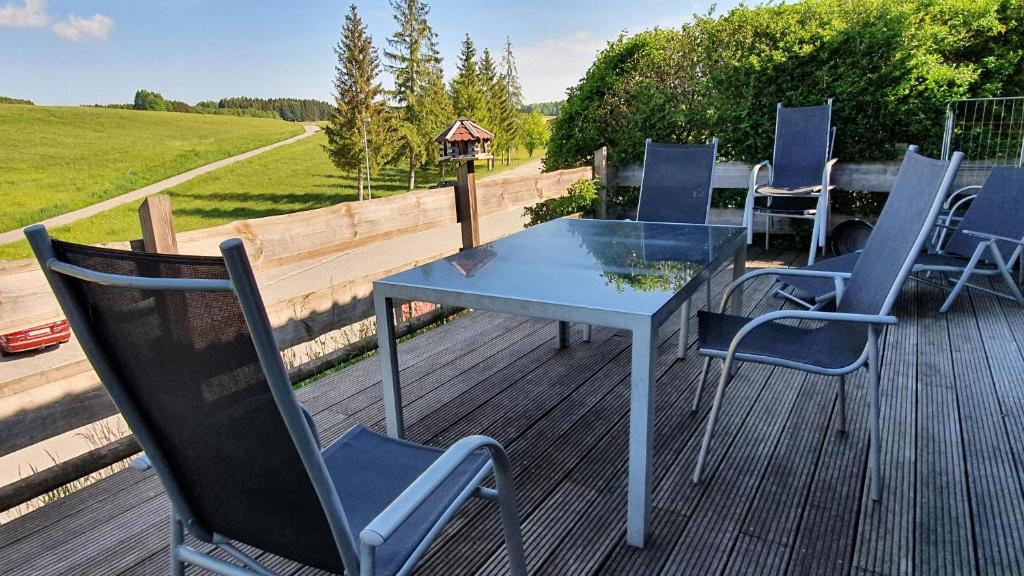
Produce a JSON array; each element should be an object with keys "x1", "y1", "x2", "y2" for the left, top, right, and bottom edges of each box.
[
  {"x1": 945, "y1": 166, "x2": 1024, "y2": 262},
  {"x1": 838, "y1": 148, "x2": 964, "y2": 316},
  {"x1": 636, "y1": 138, "x2": 718, "y2": 224},
  {"x1": 771, "y1": 100, "x2": 834, "y2": 188},
  {"x1": 24, "y1": 228, "x2": 357, "y2": 574}
]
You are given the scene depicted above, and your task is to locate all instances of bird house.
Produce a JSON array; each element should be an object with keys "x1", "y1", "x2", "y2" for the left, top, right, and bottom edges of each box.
[{"x1": 435, "y1": 119, "x2": 494, "y2": 162}]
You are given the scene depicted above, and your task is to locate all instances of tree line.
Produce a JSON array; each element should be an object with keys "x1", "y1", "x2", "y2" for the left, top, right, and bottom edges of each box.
[
  {"x1": 323, "y1": 1, "x2": 547, "y2": 199},
  {"x1": 0, "y1": 96, "x2": 34, "y2": 105},
  {"x1": 87, "y1": 90, "x2": 332, "y2": 121}
]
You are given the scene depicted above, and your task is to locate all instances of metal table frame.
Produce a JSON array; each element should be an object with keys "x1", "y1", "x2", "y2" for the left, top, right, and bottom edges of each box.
[{"x1": 373, "y1": 223, "x2": 747, "y2": 548}]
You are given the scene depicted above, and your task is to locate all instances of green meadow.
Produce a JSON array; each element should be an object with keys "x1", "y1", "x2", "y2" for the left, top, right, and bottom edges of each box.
[
  {"x1": 0, "y1": 104, "x2": 303, "y2": 234},
  {"x1": 0, "y1": 125, "x2": 539, "y2": 259}
]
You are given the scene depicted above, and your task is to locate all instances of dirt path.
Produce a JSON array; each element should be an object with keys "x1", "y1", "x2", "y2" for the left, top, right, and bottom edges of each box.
[
  {"x1": 481, "y1": 157, "x2": 543, "y2": 180},
  {"x1": 0, "y1": 124, "x2": 321, "y2": 245}
]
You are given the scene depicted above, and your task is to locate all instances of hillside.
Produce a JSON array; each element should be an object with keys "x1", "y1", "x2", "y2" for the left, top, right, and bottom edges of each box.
[
  {"x1": 0, "y1": 128, "x2": 541, "y2": 260},
  {"x1": 0, "y1": 104, "x2": 303, "y2": 234}
]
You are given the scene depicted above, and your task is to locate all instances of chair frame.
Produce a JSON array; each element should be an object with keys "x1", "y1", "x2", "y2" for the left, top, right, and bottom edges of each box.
[
  {"x1": 743, "y1": 99, "x2": 837, "y2": 265},
  {"x1": 780, "y1": 174, "x2": 1024, "y2": 313},
  {"x1": 24, "y1": 226, "x2": 526, "y2": 576},
  {"x1": 693, "y1": 148, "x2": 963, "y2": 502}
]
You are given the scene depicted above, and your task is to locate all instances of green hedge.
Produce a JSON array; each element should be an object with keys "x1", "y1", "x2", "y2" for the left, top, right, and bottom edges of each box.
[{"x1": 546, "y1": 0, "x2": 1024, "y2": 171}]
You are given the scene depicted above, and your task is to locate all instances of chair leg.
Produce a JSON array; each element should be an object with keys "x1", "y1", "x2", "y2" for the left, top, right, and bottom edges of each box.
[
  {"x1": 868, "y1": 327, "x2": 882, "y2": 502},
  {"x1": 940, "y1": 244, "x2": 986, "y2": 313},
  {"x1": 837, "y1": 374, "x2": 847, "y2": 433},
  {"x1": 990, "y1": 245, "x2": 1024, "y2": 307},
  {"x1": 693, "y1": 356, "x2": 736, "y2": 482},
  {"x1": 706, "y1": 278, "x2": 713, "y2": 312},
  {"x1": 171, "y1": 512, "x2": 186, "y2": 576},
  {"x1": 692, "y1": 356, "x2": 712, "y2": 412},
  {"x1": 808, "y1": 212, "x2": 821, "y2": 266},
  {"x1": 678, "y1": 299, "x2": 690, "y2": 361},
  {"x1": 765, "y1": 213, "x2": 771, "y2": 251},
  {"x1": 582, "y1": 324, "x2": 592, "y2": 342},
  {"x1": 490, "y1": 450, "x2": 527, "y2": 576}
]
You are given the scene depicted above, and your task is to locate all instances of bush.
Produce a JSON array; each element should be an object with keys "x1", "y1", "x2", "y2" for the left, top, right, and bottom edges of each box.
[
  {"x1": 523, "y1": 178, "x2": 600, "y2": 227},
  {"x1": 546, "y1": 0, "x2": 1023, "y2": 171}
]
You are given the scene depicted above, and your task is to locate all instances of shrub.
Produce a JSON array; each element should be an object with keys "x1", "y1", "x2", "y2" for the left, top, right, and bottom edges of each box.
[
  {"x1": 523, "y1": 178, "x2": 600, "y2": 227},
  {"x1": 546, "y1": 0, "x2": 1023, "y2": 171}
]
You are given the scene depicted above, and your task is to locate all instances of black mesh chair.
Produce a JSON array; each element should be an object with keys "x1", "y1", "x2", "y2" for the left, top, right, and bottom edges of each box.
[
  {"x1": 692, "y1": 148, "x2": 963, "y2": 501},
  {"x1": 636, "y1": 138, "x2": 718, "y2": 224},
  {"x1": 634, "y1": 138, "x2": 719, "y2": 360},
  {"x1": 742, "y1": 100, "x2": 837, "y2": 265},
  {"x1": 778, "y1": 165, "x2": 1024, "y2": 313},
  {"x1": 24, "y1": 227, "x2": 526, "y2": 576}
]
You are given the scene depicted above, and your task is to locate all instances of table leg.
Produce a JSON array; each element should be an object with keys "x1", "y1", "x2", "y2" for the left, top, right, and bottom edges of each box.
[
  {"x1": 375, "y1": 292, "x2": 404, "y2": 438},
  {"x1": 731, "y1": 244, "x2": 747, "y2": 315},
  {"x1": 558, "y1": 320, "x2": 570, "y2": 349},
  {"x1": 627, "y1": 319, "x2": 656, "y2": 547},
  {"x1": 582, "y1": 324, "x2": 592, "y2": 342},
  {"x1": 677, "y1": 299, "x2": 690, "y2": 360}
]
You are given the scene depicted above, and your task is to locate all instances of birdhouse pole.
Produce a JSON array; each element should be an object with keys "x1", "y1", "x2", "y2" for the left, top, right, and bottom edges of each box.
[
  {"x1": 435, "y1": 118, "x2": 495, "y2": 251},
  {"x1": 455, "y1": 160, "x2": 480, "y2": 249}
]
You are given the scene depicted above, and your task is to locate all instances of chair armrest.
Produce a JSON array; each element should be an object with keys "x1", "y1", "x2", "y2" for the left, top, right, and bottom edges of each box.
[
  {"x1": 961, "y1": 229, "x2": 1024, "y2": 247},
  {"x1": 749, "y1": 160, "x2": 772, "y2": 191},
  {"x1": 822, "y1": 158, "x2": 838, "y2": 188},
  {"x1": 718, "y1": 267, "x2": 851, "y2": 312},
  {"x1": 724, "y1": 310, "x2": 897, "y2": 362},
  {"x1": 943, "y1": 185, "x2": 982, "y2": 210},
  {"x1": 359, "y1": 435, "x2": 509, "y2": 547}
]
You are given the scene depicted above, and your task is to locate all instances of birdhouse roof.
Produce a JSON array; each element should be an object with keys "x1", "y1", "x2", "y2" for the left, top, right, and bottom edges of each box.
[{"x1": 435, "y1": 118, "x2": 494, "y2": 143}]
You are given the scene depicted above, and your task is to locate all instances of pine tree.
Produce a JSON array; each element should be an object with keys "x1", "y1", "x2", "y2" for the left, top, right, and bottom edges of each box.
[
  {"x1": 323, "y1": 5, "x2": 398, "y2": 200},
  {"x1": 384, "y1": 0, "x2": 451, "y2": 189},
  {"x1": 478, "y1": 48, "x2": 501, "y2": 168},
  {"x1": 450, "y1": 35, "x2": 485, "y2": 121},
  {"x1": 500, "y1": 37, "x2": 524, "y2": 163}
]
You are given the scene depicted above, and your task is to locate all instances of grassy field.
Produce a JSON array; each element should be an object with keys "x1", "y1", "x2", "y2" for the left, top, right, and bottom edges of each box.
[
  {"x1": 0, "y1": 104, "x2": 303, "y2": 233},
  {"x1": 0, "y1": 130, "x2": 541, "y2": 259}
]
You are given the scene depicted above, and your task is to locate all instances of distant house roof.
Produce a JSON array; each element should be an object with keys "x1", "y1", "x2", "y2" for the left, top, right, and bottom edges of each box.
[{"x1": 435, "y1": 118, "x2": 494, "y2": 143}]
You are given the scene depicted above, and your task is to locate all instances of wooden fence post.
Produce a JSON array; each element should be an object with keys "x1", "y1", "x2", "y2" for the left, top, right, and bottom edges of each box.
[
  {"x1": 454, "y1": 161, "x2": 481, "y2": 250},
  {"x1": 138, "y1": 194, "x2": 179, "y2": 254},
  {"x1": 594, "y1": 146, "x2": 609, "y2": 219}
]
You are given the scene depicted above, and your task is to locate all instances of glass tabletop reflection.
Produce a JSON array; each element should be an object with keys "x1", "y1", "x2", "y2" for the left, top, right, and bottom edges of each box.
[{"x1": 376, "y1": 218, "x2": 746, "y2": 317}]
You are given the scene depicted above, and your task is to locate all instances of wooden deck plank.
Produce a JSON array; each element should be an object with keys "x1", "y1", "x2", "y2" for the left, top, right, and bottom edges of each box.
[
  {"x1": 946, "y1": 282, "x2": 1024, "y2": 575},
  {"x1": 913, "y1": 284, "x2": 975, "y2": 576}
]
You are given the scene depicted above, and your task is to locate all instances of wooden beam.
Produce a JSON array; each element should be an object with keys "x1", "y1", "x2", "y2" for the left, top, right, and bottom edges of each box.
[
  {"x1": 454, "y1": 161, "x2": 481, "y2": 250},
  {"x1": 137, "y1": 194, "x2": 178, "y2": 254},
  {"x1": 0, "y1": 435, "x2": 140, "y2": 513},
  {"x1": 594, "y1": 146, "x2": 609, "y2": 219}
]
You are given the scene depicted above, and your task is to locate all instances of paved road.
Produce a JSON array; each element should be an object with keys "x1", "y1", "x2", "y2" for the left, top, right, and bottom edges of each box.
[{"x1": 0, "y1": 123, "x2": 322, "y2": 246}]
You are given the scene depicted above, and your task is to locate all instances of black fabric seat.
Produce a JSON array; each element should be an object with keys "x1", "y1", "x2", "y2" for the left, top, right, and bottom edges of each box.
[
  {"x1": 697, "y1": 310, "x2": 865, "y2": 370},
  {"x1": 324, "y1": 425, "x2": 489, "y2": 576}
]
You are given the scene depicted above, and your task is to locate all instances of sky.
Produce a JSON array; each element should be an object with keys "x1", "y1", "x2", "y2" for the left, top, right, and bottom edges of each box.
[{"x1": 0, "y1": 0, "x2": 742, "y2": 106}]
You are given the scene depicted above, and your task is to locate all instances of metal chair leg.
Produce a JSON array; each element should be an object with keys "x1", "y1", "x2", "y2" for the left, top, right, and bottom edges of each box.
[
  {"x1": 990, "y1": 245, "x2": 1024, "y2": 307},
  {"x1": 171, "y1": 511, "x2": 186, "y2": 576},
  {"x1": 837, "y1": 374, "x2": 847, "y2": 433},
  {"x1": 868, "y1": 327, "x2": 882, "y2": 501},
  {"x1": 489, "y1": 449, "x2": 527, "y2": 576},
  {"x1": 692, "y1": 356, "x2": 712, "y2": 412},
  {"x1": 693, "y1": 355, "x2": 735, "y2": 482},
  {"x1": 940, "y1": 244, "x2": 986, "y2": 312}
]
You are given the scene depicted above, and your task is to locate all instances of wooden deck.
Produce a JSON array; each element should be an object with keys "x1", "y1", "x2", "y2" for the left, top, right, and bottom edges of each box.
[{"x1": 3, "y1": 246, "x2": 1024, "y2": 575}]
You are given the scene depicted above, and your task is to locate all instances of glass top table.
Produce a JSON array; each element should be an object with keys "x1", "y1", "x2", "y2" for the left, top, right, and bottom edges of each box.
[{"x1": 373, "y1": 218, "x2": 748, "y2": 548}]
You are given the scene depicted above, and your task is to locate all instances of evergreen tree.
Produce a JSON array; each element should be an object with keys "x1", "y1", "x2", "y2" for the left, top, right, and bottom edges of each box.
[
  {"x1": 384, "y1": 0, "x2": 451, "y2": 189},
  {"x1": 323, "y1": 5, "x2": 398, "y2": 200},
  {"x1": 478, "y1": 48, "x2": 502, "y2": 168},
  {"x1": 500, "y1": 37, "x2": 524, "y2": 163},
  {"x1": 450, "y1": 35, "x2": 485, "y2": 121}
]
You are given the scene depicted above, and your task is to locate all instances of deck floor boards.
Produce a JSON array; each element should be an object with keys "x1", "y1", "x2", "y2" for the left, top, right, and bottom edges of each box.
[{"x1": 3, "y1": 247, "x2": 1024, "y2": 575}]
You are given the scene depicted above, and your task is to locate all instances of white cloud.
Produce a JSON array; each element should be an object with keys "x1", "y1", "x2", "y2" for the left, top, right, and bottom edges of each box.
[
  {"x1": 0, "y1": 0, "x2": 48, "y2": 27},
  {"x1": 52, "y1": 13, "x2": 112, "y2": 42},
  {"x1": 517, "y1": 31, "x2": 605, "y2": 103}
]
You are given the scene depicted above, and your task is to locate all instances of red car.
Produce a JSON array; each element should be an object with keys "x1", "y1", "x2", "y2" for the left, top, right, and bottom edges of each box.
[{"x1": 0, "y1": 320, "x2": 71, "y2": 356}]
